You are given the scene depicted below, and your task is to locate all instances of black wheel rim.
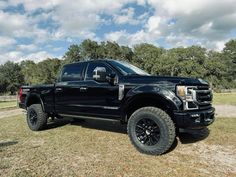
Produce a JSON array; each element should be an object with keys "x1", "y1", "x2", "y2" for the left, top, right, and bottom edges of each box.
[
  {"x1": 29, "y1": 109, "x2": 37, "y2": 125},
  {"x1": 135, "y1": 118, "x2": 161, "y2": 146}
]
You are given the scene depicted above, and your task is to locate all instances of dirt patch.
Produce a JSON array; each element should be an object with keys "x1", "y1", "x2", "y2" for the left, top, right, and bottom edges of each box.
[
  {"x1": 0, "y1": 109, "x2": 22, "y2": 119},
  {"x1": 214, "y1": 105, "x2": 236, "y2": 117},
  {"x1": 176, "y1": 141, "x2": 236, "y2": 175}
]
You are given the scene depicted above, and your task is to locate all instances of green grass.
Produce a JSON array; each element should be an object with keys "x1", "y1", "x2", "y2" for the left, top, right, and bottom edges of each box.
[
  {"x1": 0, "y1": 115, "x2": 235, "y2": 177},
  {"x1": 213, "y1": 92, "x2": 236, "y2": 105},
  {"x1": 0, "y1": 101, "x2": 17, "y2": 109}
]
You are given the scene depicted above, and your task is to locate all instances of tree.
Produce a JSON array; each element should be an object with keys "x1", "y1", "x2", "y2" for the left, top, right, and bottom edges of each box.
[
  {"x1": 223, "y1": 40, "x2": 236, "y2": 87},
  {"x1": 0, "y1": 61, "x2": 24, "y2": 94},
  {"x1": 133, "y1": 43, "x2": 164, "y2": 74},
  {"x1": 63, "y1": 44, "x2": 82, "y2": 63},
  {"x1": 120, "y1": 46, "x2": 133, "y2": 61},
  {"x1": 104, "y1": 41, "x2": 122, "y2": 59},
  {"x1": 80, "y1": 39, "x2": 99, "y2": 59},
  {"x1": 20, "y1": 60, "x2": 38, "y2": 85},
  {"x1": 203, "y1": 51, "x2": 227, "y2": 88},
  {"x1": 34, "y1": 58, "x2": 62, "y2": 84}
]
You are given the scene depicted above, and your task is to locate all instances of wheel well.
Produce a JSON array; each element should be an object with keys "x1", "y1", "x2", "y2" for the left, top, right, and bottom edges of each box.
[
  {"x1": 26, "y1": 95, "x2": 42, "y2": 108},
  {"x1": 125, "y1": 96, "x2": 175, "y2": 123}
]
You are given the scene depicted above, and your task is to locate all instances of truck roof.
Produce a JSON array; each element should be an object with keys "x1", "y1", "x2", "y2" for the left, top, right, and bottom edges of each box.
[{"x1": 64, "y1": 59, "x2": 116, "y2": 67}]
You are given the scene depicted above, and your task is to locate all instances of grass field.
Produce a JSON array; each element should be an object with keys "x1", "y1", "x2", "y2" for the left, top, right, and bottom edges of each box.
[
  {"x1": 0, "y1": 101, "x2": 17, "y2": 109},
  {"x1": 213, "y1": 92, "x2": 236, "y2": 105},
  {"x1": 0, "y1": 115, "x2": 235, "y2": 177}
]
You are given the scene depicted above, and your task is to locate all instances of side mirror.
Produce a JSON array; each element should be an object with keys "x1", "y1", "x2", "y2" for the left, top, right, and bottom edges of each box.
[{"x1": 93, "y1": 67, "x2": 107, "y2": 82}]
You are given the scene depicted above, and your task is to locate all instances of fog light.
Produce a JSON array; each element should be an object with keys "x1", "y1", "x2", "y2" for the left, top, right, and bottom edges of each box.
[
  {"x1": 191, "y1": 114, "x2": 200, "y2": 118},
  {"x1": 195, "y1": 117, "x2": 201, "y2": 123}
]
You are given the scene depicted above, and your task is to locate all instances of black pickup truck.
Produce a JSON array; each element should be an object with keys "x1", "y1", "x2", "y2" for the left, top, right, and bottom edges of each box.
[{"x1": 19, "y1": 59, "x2": 215, "y2": 155}]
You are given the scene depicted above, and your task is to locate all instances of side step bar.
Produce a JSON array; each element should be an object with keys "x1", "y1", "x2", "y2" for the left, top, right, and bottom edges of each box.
[{"x1": 59, "y1": 114, "x2": 120, "y2": 122}]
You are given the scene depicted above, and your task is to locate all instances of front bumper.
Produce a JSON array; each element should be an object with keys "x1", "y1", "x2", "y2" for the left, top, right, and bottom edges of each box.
[{"x1": 174, "y1": 107, "x2": 215, "y2": 128}]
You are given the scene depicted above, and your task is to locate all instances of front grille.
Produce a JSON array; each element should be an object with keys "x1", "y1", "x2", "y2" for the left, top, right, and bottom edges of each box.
[{"x1": 196, "y1": 86, "x2": 212, "y2": 109}]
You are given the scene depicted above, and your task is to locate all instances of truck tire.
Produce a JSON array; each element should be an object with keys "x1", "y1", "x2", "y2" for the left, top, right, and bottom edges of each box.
[
  {"x1": 127, "y1": 107, "x2": 175, "y2": 155},
  {"x1": 27, "y1": 104, "x2": 48, "y2": 131}
]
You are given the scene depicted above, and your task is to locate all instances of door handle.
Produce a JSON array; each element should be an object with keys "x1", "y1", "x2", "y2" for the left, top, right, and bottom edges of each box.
[
  {"x1": 80, "y1": 87, "x2": 87, "y2": 92},
  {"x1": 55, "y1": 87, "x2": 63, "y2": 92}
]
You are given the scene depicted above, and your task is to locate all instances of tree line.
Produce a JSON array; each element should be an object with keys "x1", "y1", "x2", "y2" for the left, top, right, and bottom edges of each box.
[{"x1": 0, "y1": 39, "x2": 236, "y2": 94}]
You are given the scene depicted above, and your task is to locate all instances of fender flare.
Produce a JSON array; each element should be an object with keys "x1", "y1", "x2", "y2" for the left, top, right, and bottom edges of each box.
[
  {"x1": 25, "y1": 92, "x2": 45, "y2": 111},
  {"x1": 122, "y1": 85, "x2": 182, "y2": 117}
]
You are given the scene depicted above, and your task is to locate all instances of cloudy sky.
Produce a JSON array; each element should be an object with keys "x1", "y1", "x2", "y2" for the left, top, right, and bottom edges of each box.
[{"x1": 1, "y1": 0, "x2": 236, "y2": 64}]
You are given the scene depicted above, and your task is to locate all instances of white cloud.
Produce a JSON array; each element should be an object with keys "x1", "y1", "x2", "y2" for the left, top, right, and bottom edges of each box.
[
  {"x1": 0, "y1": 36, "x2": 16, "y2": 48},
  {"x1": 0, "y1": 51, "x2": 23, "y2": 64},
  {"x1": 17, "y1": 44, "x2": 37, "y2": 52},
  {"x1": 0, "y1": 0, "x2": 236, "y2": 65},
  {"x1": 8, "y1": 0, "x2": 56, "y2": 12},
  {"x1": 105, "y1": 29, "x2": 159, "y2": 46},
  {"x1": 145, "y1": 16, "x2": 161, "y2": 33},
  {"x1": 0, "y1": 11, "x2": 28, "y2": 36},
  {"x1": 21, "y1": 51, "x2": 55, "y2": 62},
  {"x1": 113, "y1": 7, "x2": 139, "y2": 25},
  {"x1": 215, "y1": 41, "x2": 226, "y2": 51},
  {"x1": 145, "y1": 0, "x2": 236, "y2": 47},
  {"x1": 0, "y1": 1, "x2": 7, "y2": 9},
  {"x1": 106, "y1": 0, "x2": 236, "y2": 49},
  {"x1": 0, "y1": 50, "x2": 57, "y2": 64}
]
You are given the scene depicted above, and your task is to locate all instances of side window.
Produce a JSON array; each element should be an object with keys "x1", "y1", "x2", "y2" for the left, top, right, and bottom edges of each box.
[
  {"x1": 61, "y1": 64, "x2": 84, "y2": 82},
  {"x1": 85, "y1": 62, "x2": 113, "y2": 80}
]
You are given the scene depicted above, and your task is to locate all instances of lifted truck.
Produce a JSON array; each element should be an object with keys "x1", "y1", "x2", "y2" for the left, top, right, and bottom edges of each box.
[{"x1": 19, "y1": 59, "x2": 215, "y2": 155}]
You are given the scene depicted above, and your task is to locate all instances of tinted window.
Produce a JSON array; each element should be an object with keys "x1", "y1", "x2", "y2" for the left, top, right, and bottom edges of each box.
[
  {"x1": 85, "y1": 62, "x2": 113, "y2": 80},
  {"x1": 61, "y1": 63, "x2": 84, "y2": 82}
]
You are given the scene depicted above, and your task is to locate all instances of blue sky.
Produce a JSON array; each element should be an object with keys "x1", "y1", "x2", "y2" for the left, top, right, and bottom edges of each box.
[{"x1": 0, "y1": 0, "x2": 236, "y2": 64}]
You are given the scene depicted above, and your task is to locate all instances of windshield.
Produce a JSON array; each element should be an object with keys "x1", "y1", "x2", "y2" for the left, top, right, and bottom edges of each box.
[{"x1": 109, "y1": 60, "x2": 150, "y2": 76}]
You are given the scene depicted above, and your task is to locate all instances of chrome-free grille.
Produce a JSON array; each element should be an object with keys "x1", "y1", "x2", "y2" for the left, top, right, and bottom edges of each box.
[{"x1": 196, "y1": 86, "x2": 212, "y2": 108}]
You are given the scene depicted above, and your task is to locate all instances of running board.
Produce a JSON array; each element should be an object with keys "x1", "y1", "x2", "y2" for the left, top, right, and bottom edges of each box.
[{"x1": 59, "y1": 114, "x2": 120, "y2": 122}]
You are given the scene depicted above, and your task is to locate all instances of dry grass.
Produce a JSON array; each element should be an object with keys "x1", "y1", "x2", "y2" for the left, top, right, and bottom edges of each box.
[
  {"x1": 0, "y1": 115, "x2": 235, "y2": 177},
  {"x1": 0, "y1": 101, "x2": 17, "y2": 110},
  {"x1": 213, "y1": 93, "x2": 236, "y2": 105}
]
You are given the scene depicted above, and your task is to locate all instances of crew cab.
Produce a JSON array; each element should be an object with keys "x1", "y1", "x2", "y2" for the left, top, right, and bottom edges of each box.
[{"x1": 19, "y1": 59, "x2": 215, "y2": 155}]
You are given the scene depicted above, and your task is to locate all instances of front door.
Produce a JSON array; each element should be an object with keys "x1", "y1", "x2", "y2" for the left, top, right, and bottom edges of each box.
[{"x1": 80, "y1": 62, "x2": 121, "y2": 118}]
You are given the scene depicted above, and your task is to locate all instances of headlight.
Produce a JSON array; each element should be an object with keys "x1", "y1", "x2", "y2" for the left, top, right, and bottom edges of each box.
[
  {"x1": 176, "y1": 86, "x2": 186, "y2": 99},
  {"x1": 161, "y1": 89, "x2": 182, "y2": 107},
  {"x1": 176, "y1": 86, "x2": 196, "y2": 101},
  {"x1": 176, "y1": 85, "x2": 198, "y2": 110}
]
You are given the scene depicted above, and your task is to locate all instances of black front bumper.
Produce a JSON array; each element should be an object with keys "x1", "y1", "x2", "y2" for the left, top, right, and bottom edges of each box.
[{"x1": 174, "y1": 107, "x2": 215, "y2": 128}]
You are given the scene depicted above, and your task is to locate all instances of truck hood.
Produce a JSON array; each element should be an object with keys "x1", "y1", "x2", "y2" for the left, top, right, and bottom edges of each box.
[{"x1": 122, "y1": 75, "x2": 209, "y2": 90}]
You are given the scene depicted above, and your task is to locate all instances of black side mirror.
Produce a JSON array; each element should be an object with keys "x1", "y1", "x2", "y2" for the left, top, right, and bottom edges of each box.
[{"x1": 93, "y1": 67, "x2": 107, "y2": 82}]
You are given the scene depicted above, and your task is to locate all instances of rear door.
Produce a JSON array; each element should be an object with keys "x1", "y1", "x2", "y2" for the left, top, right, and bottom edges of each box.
[{"x1": 55, "y1": 62, "x2": 86, "y2": 115}]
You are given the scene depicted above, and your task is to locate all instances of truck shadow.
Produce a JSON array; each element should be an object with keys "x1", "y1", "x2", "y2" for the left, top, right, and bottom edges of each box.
[
  {"x1": 178, "y1": 127, "x2": 210, "y2": 144},
  {"x1": 47, "y1": 118, "x2": 210, "y2": 143},
  {"x1": 46, "y1": 119, "x2": 71, "y2": 129},
  {"x1": 71, "y1": 119, "x2": 127, "y2": 134},
  {"x1": 46, "y1": 119, "x2": 210, "y2": 153},
  {"x1": 46, "y1": 118, "x2": 128, "y2": 134},
  {"x1": 164, "y1": 128, "x2": 209, "y2": 154}
]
